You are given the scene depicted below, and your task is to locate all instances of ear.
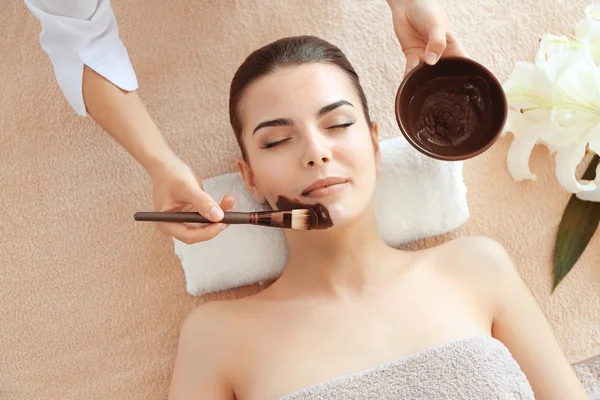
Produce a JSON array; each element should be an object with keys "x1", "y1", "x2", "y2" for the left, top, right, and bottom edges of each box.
[
  {"x1": 370, "y1": 121, "x2": 381, "y2": 169},
  {"x1": 236, "y1": 157, "x2": 266, "y2": 203}
]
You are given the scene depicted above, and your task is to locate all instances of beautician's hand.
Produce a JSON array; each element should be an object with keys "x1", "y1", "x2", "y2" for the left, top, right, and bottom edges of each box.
[
  {"x1": 150, "y1": 157, "x2": 230, "y2": 244},
  {"x1": 386, "y1": 0, "x2": 467, "y2": 76}
]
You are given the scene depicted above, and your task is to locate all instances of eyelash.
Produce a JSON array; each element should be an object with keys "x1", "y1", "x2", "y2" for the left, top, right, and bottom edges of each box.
[
  {"x1": 328, "y1": 122, "x2": 355, "y2": 130},
  {"x1": 263, "y1": 138, "x2": 290, "y2": 149},
  {"x1": 262, "y1": 122, "x2": 355, "y2": 149}
]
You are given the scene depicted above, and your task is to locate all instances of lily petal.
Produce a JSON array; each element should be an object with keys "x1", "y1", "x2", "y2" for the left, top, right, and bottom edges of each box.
[
  {"x1": 576, "y1": 4, "x2": 600, "y2": 41},
  {"x1": 505, "y1": 107, "x2": 549, "y2": 129},
  {"x1": 535, "y1": 34, "x2": 570, "y2": 70},
  {"x1": 550, "y1": 59, "x2": 600, "y2": 129},
  {"x1": 555, "y1": 60, "x2": 600, "y2": 102},
  {"x1": 538, "y1": 127, "x2": 576, "y2": 153},
  {"x1": 554, "y1": 138, "x2": 597, "y2": 193},
  {"x1": 538, "y1": 119, "x2": 575, "y2": 154},
  {"x1": 503, "y1": 61, "x2": 554, "y2": 109},
  {"x1": 576, "y1": 186, "x2": 600, "y2": 201},
  {"x1": 544, "y1": 42, "x2": 595, "y2": 84},
  {"x1": 589, "y1": 134, "x2": 600, "y2": 155},
  {"x1": 586, "y1": 4, "x2": 600, "y2": 19},
  {"x1": 505, "y1": 110, "x2": 544, "y2": 181},
  {"x1": 576, "y1": 135, "x2": 600, "y2": 201}
]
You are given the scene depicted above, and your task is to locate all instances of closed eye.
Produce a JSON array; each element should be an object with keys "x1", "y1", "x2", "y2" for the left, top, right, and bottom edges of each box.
[
  {"x1": 262, "y1": 138, "x2": 291, "y2": 149},
  {"x1": 262, "y1": 121, "x2": 355, "y2": 148},
  {"x1": 328, "y1": 121, "x2": 355, "y2": 130}
]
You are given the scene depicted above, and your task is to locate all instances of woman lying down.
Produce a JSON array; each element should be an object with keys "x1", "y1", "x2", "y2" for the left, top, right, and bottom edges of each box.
[{"x1": 167, "y1": 36, "x2": 588, "y2": 400}]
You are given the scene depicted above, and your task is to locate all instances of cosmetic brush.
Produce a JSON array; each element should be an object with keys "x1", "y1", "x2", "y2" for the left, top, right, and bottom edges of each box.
[{"x1": 133, "y1": 209, "x2": 319, "y2": 230}]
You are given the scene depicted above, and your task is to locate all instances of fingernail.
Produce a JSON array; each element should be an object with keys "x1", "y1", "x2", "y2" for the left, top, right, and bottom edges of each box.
[
  {"x1": 426, "y1": 52, "x2": 438, "y2": 64},
  {"x1": 208, "y1": 206, "x2": 223, "y2": 221}
]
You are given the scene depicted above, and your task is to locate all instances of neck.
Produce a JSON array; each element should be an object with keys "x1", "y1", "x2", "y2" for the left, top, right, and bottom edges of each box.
[{"x1": 275, "y1": 203, "x2": 396, "y2": 298}]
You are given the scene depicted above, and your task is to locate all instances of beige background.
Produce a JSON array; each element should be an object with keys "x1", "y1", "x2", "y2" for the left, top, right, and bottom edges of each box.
[{"x1": 1, "y1": 0, "x2": 599, "y2": 398}]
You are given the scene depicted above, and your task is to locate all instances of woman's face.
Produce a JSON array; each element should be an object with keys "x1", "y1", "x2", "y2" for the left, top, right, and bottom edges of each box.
[{"x1": 237, "y1": 63, "x2": 380, "y2": 226}]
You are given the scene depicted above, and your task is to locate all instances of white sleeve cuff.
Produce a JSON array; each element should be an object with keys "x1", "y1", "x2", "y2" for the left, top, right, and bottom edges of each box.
[{"x1": 25, "y1": 0, "x2": 138, "y2": 116}]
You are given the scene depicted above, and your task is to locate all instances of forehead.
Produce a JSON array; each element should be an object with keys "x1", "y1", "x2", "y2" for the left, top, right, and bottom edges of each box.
[{"x1": 239, "y1": 63, "x2": 359, "y2": 125}]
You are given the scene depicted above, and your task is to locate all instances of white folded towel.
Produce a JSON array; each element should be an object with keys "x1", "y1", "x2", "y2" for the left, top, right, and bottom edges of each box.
[{"x1": 173, "y1": 136, "x2": 469, "y2": 296}]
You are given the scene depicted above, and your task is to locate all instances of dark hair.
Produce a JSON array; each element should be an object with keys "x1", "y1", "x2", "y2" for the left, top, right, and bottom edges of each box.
[{"x1": 229, "y1": 35, "x2": 373, "y2": 160}]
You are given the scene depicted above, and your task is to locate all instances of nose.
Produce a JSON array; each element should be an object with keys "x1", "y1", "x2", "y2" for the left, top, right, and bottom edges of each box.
[{"x1": 302, "y1": 130, "x2": 332, "y2": 168}]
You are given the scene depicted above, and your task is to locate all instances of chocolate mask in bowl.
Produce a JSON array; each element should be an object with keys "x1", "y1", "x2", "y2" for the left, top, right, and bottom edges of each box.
[{"x1": 395, "y1": 57, "x2": 507, "y2": 161}]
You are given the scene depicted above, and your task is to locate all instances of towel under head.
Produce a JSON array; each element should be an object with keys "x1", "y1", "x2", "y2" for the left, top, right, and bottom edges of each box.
[
  {"x1": 280, "y1": 336, "x2": 534, "y2": 400},
  {"x1": 173, "y1": 136, "x2": 470, "y2": 296}
]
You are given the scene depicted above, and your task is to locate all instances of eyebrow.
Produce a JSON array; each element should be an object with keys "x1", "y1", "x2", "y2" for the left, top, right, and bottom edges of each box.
[{"x1": 252, "y1": 100, "x2": 355, "y2": 135}]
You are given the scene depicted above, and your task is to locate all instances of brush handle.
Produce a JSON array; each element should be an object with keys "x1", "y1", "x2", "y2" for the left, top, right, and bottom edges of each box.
[{"x1": 133, "y1": 211, "x2": 270, "y2": 224}]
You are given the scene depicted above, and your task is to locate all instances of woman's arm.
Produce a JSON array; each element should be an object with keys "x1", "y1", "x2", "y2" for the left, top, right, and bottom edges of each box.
[
  {"x1": 483, "y1": 238, "x2": 589, "y2": 399},
  {"x1": 25, "y1": 0, "x2": 138, "y2": 117},
  {"x1": 25, "y1": 0, "x2": 227, "y2": 240},
  {"x1": 25, "y1": 0, "x2": 174, "y2": 175},
  {"x1": 168, "y1": 306, "x2": 235, "y2": 400},
  {"x1": 82, "y1": 65, "x2": 176, "y2": 176}
]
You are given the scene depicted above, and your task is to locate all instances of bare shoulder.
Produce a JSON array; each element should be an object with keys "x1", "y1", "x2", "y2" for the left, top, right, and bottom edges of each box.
[
  {"x1": 176, "y1": 299, "x2": 239, "y2": 364},
  {"x1": 435, "y1": 239, "x2": 588, "y2": 398},
  {"x1": 178, "y1": 297, "x2": 249, "y2": 351},
  {"x1": 182, "y1": 299, "x2": 237, "y2": 332},
  {"x1": 434, "y1": 235, "x2": 516, "y2": 275},
  {"x1": 168, "y1": 299, "x2": 247, "y2": 400},
  {"x1": 423, "y1": 235, "x2": 519, "y2": 302},
  {"x1": 442, "y1": 234, "x2": 512, "y2": 260}
]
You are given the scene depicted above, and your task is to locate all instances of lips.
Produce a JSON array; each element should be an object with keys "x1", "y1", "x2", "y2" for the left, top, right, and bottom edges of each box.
[{"x1": 301, "y1": 177, "x2": 349, "y2": 196}]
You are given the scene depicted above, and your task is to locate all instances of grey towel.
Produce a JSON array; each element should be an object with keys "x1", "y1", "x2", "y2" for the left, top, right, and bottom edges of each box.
[{"x1": 280, "y1": 336, "x2": 534, "y2": 400}]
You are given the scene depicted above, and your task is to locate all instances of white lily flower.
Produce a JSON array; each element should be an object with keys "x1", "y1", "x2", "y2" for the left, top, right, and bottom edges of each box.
[
  {"x1": 503, "y1": 61, "x2": 572, "y2": 181},
  {"x1": 535, "y1": 34, "x2": 570, "y2": 70},
  {"x1": 575, "y1": 134, "x2": 600, "y2": 201},
  {"x1": 575, "y1": 4, "x2": 600, "y2": 65},
  {"x1": 504, "y1": 109, "x2": 548, "y2": 181},
  {"x1": 545, "y1": 43, "x2": 600, "y2": 129},
  {"x1": 545, "y1": 43, "x2": 600, "y2": 193},
  {"x1": 503, "y1": 20, "x2": 600, "y2": 199},
  {"x1": 554, "y1": 129, "x2": 596, "y2": 193},
  {"x1": 503, "y1": 61, "x2": 554, "y2": 109},
  {"x1": 502, "y1": 3, "x2": 600, "y2": 201},
  {"x1": 584, "y1": 3, "x2": 600, "y2": 19},
  {"x1": 577, "y1": 186, "x2": 600, "y2": 201}
]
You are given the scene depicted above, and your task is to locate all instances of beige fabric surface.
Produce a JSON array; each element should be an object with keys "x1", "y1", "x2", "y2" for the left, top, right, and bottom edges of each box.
[{"x1": 1, "y1": 0, "x2": 600, "y2": 399}]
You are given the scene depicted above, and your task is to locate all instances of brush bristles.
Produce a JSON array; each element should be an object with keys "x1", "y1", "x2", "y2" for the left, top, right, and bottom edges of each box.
[
  {"x1": 253, "y1": 209, "x2": 319, "y2": 230},
  {"x1": 289, "y1": 209, "x2": 318, "y2": 230}
]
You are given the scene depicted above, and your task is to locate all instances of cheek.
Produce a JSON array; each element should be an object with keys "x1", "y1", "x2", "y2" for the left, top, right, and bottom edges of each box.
[
  {"x1": 338, "y1": 128, "x2": 377, "y2": 169},
  {"x1": 339, "y1": 129, "x2": 378, "y2": 200},
  {"x1": 249, "y1": 156, "x2": 295, "y2": 200}
]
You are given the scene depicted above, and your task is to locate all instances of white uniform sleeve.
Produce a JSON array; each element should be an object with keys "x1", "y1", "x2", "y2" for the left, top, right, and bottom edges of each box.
[{"x1": 24, "y1": 0, "x2": 138, "y2": 116}]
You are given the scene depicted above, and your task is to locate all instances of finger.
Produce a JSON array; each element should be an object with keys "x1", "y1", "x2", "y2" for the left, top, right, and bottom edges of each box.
[
  {"x1": 182, "y1": 195, "x2": 236, "y2": 228},
  {"x1": 404, "y1": 53, "x2": 421, "y2": 76},
  {"x1": 187, "y1": 187, "x2": 224, "y2": 222},
  {"x1": 180, "y1": 203, "x2": 196, "y2": 212},
  {"x1": 184, "y1": 222, "x2": 229, "y2": 243},
  {"x1": 156, "y1": 221, "x2": 228, "y2": 244},
  {"x1": 444, "y1": 31, "x2": 468, "y2": 58},
  {"x1": 219, "y1": 194, "x2": 236, "y2": 211},
  {"x1": 183, "y1": 221, "x2": 208, "y2": 228},
  {"x1": 164, "y1": 203, "x2": 207, "y2": 228},
  {"x1": 424, "y1": 24, "x2": 447, "y2": 65}
]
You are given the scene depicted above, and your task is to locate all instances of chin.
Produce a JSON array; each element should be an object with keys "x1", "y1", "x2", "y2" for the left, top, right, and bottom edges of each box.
[{"x1": 323, "y1": 202, "x2": 364, "y2": 228}]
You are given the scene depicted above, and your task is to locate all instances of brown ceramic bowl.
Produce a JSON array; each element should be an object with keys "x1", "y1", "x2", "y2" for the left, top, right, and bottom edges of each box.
[{"x1": 395, "y1": 56, "x2": 507, "y2": 161}]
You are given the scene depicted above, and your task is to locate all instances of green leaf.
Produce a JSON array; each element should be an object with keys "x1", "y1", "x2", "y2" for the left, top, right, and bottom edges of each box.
[{"x1": 553, "y1": 154, "x2": 600, "y2": 292}]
